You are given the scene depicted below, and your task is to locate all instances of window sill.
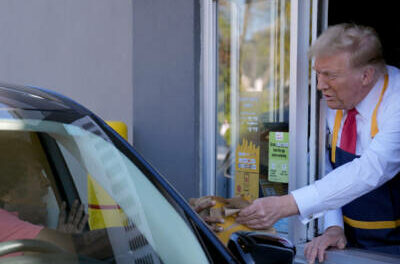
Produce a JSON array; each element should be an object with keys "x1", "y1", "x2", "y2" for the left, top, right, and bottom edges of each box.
[{"x1": 295, "y1": 243, "x2": 400, "y2": 264}]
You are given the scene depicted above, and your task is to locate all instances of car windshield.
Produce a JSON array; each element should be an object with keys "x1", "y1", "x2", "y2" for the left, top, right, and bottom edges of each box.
[{"x1": 0, "y1": 113, "x2": 209, "y2": 264}]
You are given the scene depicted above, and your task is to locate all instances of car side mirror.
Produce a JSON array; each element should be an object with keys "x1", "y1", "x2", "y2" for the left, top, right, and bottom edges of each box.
[{"x1": 228, "y1": 231, "x2": 295, "y2": 264}]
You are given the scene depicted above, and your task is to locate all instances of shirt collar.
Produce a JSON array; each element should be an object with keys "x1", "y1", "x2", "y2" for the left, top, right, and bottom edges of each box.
[{"x1": 354, "y1": 74, "x2": 385, "y2": 119}]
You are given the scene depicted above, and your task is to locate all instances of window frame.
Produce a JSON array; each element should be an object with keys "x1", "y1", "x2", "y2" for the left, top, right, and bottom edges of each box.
[{"x1": 200, "y1": 0, "x2": 313, "y2": 244}]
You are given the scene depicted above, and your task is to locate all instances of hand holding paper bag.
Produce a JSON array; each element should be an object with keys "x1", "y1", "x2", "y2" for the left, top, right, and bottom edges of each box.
[
  {"x1": 191, "y1": 195, "x2": 275, "y2": 244},
  {"x1": 236, "y1": 194, "x2": 299, "y2": 229}
]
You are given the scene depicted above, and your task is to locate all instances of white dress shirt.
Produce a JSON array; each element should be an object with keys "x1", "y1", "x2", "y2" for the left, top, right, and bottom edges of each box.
[{"x1": 291, "y1": 65, "x2": 400, "y2": 225}]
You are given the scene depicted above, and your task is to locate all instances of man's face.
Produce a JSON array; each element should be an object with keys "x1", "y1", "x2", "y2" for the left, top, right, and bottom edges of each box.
[{"x1": 314, "y1": 52, "x2": 365, "y2": 110}]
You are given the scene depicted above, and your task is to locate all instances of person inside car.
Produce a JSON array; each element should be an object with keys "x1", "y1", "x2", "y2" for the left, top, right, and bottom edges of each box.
[{"x1": 0, "y1": 133, "x2": 111, "y2": 258}]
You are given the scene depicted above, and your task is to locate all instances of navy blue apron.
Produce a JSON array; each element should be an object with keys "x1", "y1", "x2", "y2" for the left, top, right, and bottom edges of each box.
[
  {"x1": 330, "y1": 147, "x2": 400, "y2": 254},
  {"x1": 329, "y1": 74, "x2": 400, "y2": 254}
]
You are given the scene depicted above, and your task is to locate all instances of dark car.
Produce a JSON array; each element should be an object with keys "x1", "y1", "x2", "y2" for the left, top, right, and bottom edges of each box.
[{"x1": 0, "y1": 82, "x2": 295, "y2": 264}]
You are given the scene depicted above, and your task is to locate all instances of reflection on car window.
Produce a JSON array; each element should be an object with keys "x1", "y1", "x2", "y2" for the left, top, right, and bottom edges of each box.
[
  {"x1": 0, "y1": 131, "x2": 60, "y2": 228},
  {"x1": 0, "y1": 119, "x2": 209, "y2": 264}
]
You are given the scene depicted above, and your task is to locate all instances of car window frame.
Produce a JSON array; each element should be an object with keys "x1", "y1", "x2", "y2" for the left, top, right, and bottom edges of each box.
[{"x1": 38, "y1": 132, "x2": 82, "y2": 212}]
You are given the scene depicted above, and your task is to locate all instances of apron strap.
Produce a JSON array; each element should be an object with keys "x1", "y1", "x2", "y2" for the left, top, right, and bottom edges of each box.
[
  {"x1": 331, "y1": 110, "x2": 343, "y2": 163},
  {"x1": 331, "y1": 74, "x2": 389, "y2": 163},
  {"x1": 371, "y1": 74, "x2": 388, "y2": 138}
]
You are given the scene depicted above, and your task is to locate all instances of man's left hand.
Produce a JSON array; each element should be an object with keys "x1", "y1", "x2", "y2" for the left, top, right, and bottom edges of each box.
[
  {"x1": 236, "y1": 194, "x2": 299, "y2": 229},
  {"x1": 304, "y1": 226, "x2": 347, "y2": 264}
]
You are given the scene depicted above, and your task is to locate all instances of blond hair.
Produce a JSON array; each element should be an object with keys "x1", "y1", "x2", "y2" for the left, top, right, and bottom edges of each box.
[{"x1": 309, "y1": 23, "x2": 386, "y2": 74}]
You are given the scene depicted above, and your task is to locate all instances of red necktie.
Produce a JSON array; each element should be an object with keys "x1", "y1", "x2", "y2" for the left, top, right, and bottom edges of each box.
[{"x1": 340, "y1": 108, "x2": 358, "y2": 154}]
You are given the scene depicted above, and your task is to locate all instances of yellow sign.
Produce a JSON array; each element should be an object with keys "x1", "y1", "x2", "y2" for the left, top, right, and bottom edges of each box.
[
  {"x1": 234, "y1": 139, "x2": 260, "y2": 200},
  {"x1": 234, "y1": 171, "x2": 259, "y2": 201}
]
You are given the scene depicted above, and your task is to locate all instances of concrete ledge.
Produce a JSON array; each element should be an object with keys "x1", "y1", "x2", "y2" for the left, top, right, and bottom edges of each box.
[{"x1": 295, "y1": 243, "x2": 400, "y2": 264}]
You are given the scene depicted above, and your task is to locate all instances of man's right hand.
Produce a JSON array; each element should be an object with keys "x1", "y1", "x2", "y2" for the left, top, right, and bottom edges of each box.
[
  {"x1": 304, "y1": 226, "x2": 347, "y2": 264},
  {"x1": 236, "y1": 194, "x2": 299, "y2": 229},
  {"x1": 189, "y1": 197, "x2": 224, "y2": 232}
]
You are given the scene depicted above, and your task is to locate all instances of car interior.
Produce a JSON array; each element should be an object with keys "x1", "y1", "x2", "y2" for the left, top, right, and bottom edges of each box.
[
  {"x1": 0, "y1": 131, "x2": 61, "y2": 229},
  {"x1": 0, "y1": 127, "x2": 183, "y2": 263},
  {"x1": 0, "y1": 130, "x2": 116, "y2": 262}
]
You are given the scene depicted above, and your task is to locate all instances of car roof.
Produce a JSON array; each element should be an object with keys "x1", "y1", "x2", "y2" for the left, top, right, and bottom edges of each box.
[{"x1": 0, "y1": 82, "x2": 89, "y2": 114}]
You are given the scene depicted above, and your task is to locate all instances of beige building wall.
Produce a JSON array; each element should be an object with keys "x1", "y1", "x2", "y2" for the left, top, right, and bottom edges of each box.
[{"x1": 0, "y1": 0, "x2": 133, "y2": 142}]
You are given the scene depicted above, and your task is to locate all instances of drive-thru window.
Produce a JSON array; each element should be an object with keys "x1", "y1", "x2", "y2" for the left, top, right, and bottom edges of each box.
[{"x1": 201, "y1": 0, "x2": 400, "y2": 263}]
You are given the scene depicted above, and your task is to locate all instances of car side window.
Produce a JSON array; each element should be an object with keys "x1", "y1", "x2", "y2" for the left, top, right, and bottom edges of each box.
[
  {"x1": 52, "y1": 123, "x2": 210, "y2": 264},
  {"x1": 0, "y1": 131, "x2": 61, "y2": 229},
  {"x1": 0, "y1": 120, "x2": 210, "y2": 263}
]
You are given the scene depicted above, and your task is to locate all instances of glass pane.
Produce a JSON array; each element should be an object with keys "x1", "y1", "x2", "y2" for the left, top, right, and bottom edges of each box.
[
  {"x1": 0, "y1": 131, "x2": 60, "y2": 229},
  {"x1": 216, "y1": 0, "x2": 291, "y2": 233},
  {"x1": 0, "y1": 118, "x2": 208, "y2": 263}
]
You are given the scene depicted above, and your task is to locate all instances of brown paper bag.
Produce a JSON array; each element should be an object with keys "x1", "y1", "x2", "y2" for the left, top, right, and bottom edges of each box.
[{"x1": 191, "y1": 195, "x2": 275, "y2": 245}]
